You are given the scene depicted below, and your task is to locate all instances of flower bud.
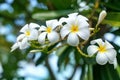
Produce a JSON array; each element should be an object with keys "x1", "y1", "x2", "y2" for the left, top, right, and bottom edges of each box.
[{"x1": 97, "y1": 10, "x2": 107, "y2": 25}]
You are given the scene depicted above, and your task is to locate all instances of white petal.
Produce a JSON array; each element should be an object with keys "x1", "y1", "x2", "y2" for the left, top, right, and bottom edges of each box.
[
  {"x1": 109, "y1": 58, "x2": 117, "y2": 69},
  {"x1": 78, "y1": 20, "x2": 89, "y2": 28},
  {"x1": 20, "y1": 24, "x2": 29, "y2": 33},
  {"x1": 39, "y1": 25, "x2": 46, "y2": 32},
  {"x1": 68, "y1": 13, "x2": 78, "y2": 17},
  {"x1": 46, "y1": 19, "x2": 57, "y2": 27},
  {"x1": 17, "y1": 34, "x2": 26, "y2": 42},
  {"x1": 59, "y1": 17, "x2": 68, "y2": 24},
  {"x1": 87, "y1": 45, "x2": 98, "y2": 56},
  {"x1": 38, "y1": 32, "x2": 47, "y2": 44},
  {"x1": 60, "y1": 26, "x2": 70, "y2": 39},
  {"x1": 51, "y1": 20, "x2": 61, "y2": 29},
  {"x1": 11, "y1": 43, "x2": 19, "y2": 52},
  {"x1": 46, "y1": 19, "x2": 60, "y2": 29},
  {"x1": 113, "y1": 58, "x2": 117, "y2": 69},
  {"x1": 28, "y1": 29, "x2": 38, "y2": 40},
  {"x1": 19, "y1": 38, "x2": 29, "y2": 49},
  {"x1": 113, "y1": 58, "x2": 118, "y2": 69},
  {"x1": 105, "y1": 49, "x2": 117, "y2": 61},
  {"x1": 96, "y1": 53, "x2": 108, "y2": 65},
  {"x1": 67, "y1": 17, "x2": 76, "y2": 25},
  {"x1": 105, "y1": 40, "x2": 114, "y2": 49},
  {"x1": 77, "y1": 28, "x2": 90, "y2": 40},
  {"x1": 77, "y1": 15, "x2": 88, "y2": 21},
  {"x1": 67, "y1": 33, "x2": 79, "y2": 46},
  {"x1": 47, "y1": 31, "x2": 59, "y2": 43},
  {"x1": 90, "y1": 38, "x2": 104, "y2": 45},
  {"x1": 29, "y1": 23, "x2": 40, "y2": 29}
]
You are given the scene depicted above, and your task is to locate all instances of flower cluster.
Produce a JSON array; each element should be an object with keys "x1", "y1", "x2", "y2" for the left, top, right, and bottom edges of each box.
[{"x1": 11, "y1": 11, "x2": 118, "y2": 68}]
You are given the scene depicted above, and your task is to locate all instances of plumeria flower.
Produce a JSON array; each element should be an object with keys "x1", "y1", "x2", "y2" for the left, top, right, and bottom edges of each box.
[
  {"x1": 60, "y1": 13, "x2": 90, "y2": 46},
  {"x1": 11, "y1": 34, "x2": 30, "y2": 52},
  {"x1": 87, "y1": 39, "x2": 117, "y2": 68},
  {"x1": 11, "y1": 23, "x2": 40, "y2": 52},
  {"x1": 20, "y1": 23, "x2": 40, "y2": 40},
  {"x1": 38, "y1": 19, "x2": 60, "y2": 44}
]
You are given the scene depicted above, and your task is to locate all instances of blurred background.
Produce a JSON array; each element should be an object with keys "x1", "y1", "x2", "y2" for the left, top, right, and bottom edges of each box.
[{"x1": 0, "y1": 0, "x2": 120, "y2": 80}]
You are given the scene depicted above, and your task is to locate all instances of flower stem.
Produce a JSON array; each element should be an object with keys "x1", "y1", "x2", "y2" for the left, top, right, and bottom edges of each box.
[
  {"x1": 47, "y1": 44, "x2": 68, "y2": 54},
  {"x1": 76, "y1": 46, "x2": 90, "y2": 58}
]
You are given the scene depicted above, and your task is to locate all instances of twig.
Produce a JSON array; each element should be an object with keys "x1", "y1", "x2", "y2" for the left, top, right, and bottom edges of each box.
[
  {"x1": 45, "y1": 57, "x2": 56, "y2": 80},
  {"x1": 68, "y1": 65, "x2": 78, "y2": 80},
  {"x1": 76, "y1": 46, "x2": 91, "y2": 58}
]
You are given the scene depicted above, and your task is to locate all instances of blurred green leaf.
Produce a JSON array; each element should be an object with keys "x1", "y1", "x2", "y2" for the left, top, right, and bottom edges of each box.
[
  {"x1": 57, "y1": 46, "x2": 73, "y2": 68},
  {"x1": 32, "y1": 10, "x2": 75, "y2": 20},
  {"x1": 102, "y1": 12, "x2": 120, "y2": 27}
]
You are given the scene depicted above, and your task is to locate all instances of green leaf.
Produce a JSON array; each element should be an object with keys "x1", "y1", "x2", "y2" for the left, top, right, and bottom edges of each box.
[
  {"x1": 57, "y1": 46, "x2": 74, "y2": 70},
  {"x1": 103, "y1": 12, "x2": 120, "y2": 27},
  {"x1": 32, "y1": 10, "x2": 75, "y2": 20},
  {"x1": 103, "y1": 20, "x2": 120, "y2": 27}
]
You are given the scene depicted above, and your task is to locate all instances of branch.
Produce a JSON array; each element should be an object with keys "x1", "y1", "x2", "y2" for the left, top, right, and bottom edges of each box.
[
  {"x1": 68, "y1": 65, "x2": 78, "y2": 80},
  {"x1": 45, "y1": 57, "x2": 56, "y2": 80}
]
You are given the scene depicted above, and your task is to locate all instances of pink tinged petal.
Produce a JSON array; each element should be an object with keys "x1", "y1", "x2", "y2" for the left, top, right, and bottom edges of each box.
[
  {"x1": 67, "y1": 33, "x2": 79, "y2": 46},
  {"x1": 77, "y1": 28, "x2": 90, "y2": 40},
  {"x1": 19, "y1": 38, "x2": 29, "y2": 50},
  {"x1": 87, "y1": 45, "x2": 98, "y2": 56},
  {"x1": 38, "y1": 32, "x2": 47, "y2": 44},
  {"x1": 17, "y1": 34, "x2": 26, "y2": 42},
  {"x1": 96, "y1": 53, "x2": 108, "y2": 65},
  {"x1": 39, "y1": 25, "x2": 46, "y2": 32},
  {"x1": 105, "y1": 49, "x2": 117, "y2": 61},
  {"x1": 47, "y1": 31, "x2": 59, "y2": 43},
  {"x1": 20, "y1": 24, "x2": 29, "y2": 33},
  {"x1": 90, "y1": 38, "x2": 104, "y2": 45},
  {"x1": 60, "y1": 26, "x2": 70, "y2": 39},
  {"x1": 29, "y1": 23, "x2": 40, "y2": 29},
  {"x1": 11, "y1": 43, "x2": 19, "y2": 52},
  {"x1": 28, "y1": 29, "x2": 38, "y2": 40},
  {"x1": 105, "y1": 40, "x2": 114, "y2": 49}
]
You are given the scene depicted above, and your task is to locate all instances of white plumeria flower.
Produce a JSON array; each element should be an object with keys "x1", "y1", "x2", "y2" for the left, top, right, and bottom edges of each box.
[
  {"x1": 11, "y1": 23, "x2": 40, "y2": 52},
  {"x1": 60, "y1": 13, "x2": 90, "y2": 46},
  {"x1": 20, "y1": 23, "x2": 40, "y2": 40},
  {"x1": 11, "y1": 34, "x2": 30, "y2": 52},
  {"x1": 87, "y1": 39, "x2": 117, "y2": 68},
  {"x1": 38, "y1": 19, "x2": 60, "y2": 44}
]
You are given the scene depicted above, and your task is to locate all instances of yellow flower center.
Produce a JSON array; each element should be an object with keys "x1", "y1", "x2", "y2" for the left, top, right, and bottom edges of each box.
[
  {"x1": 70, "y1": 25, "x2": 79, "y2": 33},
  {"x1": 98, "y1": 44, "x2": 107, "y2": 53},
  {"x1": 25, "y1": 30, "x2": 30, "y2": 36},
  {"x1": 46, "y1": 27, "x2": 52, "y2": 33}
]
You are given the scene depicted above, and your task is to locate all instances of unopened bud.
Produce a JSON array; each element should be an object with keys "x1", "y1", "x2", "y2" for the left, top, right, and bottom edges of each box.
[{"x1": 97, "y1": 10, "x2": 107, "y2": 25}]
